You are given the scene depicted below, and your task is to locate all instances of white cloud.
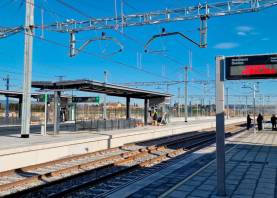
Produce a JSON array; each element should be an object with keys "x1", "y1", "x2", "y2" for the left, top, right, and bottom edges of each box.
[
  {"x1": 214, "y1": 42, "x2": 239, "y2": 49},
  {"x1": 236, "y1": 26, "x2": 254, "y2": 36},
  {"x1": 236, "y1": 26, "x2": 253, "y2": 32},
  {"x1": 237, "y1": 32, "x2": 246, "y2": 36}
]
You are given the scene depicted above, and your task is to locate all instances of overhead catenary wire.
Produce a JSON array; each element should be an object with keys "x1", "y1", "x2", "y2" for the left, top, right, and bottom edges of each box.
[
  {"x1": 23, "y1": 31, "x2": 173, "y2": 80},
  {"x1": 36, "y1": 0, "x2": 177, "y2": 80}
]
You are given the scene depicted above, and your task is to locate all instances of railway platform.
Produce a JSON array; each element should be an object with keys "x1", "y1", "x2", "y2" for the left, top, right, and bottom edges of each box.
[
  {"x1": 0, "y1": 117, "x2": 243, "y2": 172},
  {"x1": 109, "y1": 129, "x2": 277, "y2": 198}
]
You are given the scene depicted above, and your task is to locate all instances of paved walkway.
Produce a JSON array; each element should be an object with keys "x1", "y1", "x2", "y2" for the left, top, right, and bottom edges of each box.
[{"x1": 161, "y1": 130, "x2": 277, "y2": 198}]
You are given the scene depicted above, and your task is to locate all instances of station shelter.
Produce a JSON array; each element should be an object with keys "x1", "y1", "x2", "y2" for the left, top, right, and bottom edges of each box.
[{"x1": 31, "y1": 79, "x2": 171, "y2": 133}]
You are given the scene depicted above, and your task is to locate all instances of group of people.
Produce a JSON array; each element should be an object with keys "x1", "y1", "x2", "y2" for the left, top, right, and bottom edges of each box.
[
  {"x1": 247, "y1": 114, "x2": 277, "y2": 131},
  {"x1": 151, "y1": 108, "x2": 168, "y2": 126}
]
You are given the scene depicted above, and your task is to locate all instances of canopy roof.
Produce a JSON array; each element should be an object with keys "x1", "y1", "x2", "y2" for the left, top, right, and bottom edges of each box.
[{"x1": 32, "y1": 79, "x2": 171, "y2": 99}]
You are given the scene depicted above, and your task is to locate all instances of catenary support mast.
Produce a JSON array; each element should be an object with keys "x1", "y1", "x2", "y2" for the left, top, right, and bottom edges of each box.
[{"x1": 21, "y1": 0, "x2": 34, "y2": 138}]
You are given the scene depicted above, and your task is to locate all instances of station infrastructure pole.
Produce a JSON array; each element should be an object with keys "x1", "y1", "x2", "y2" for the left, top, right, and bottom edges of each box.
[
  {"x1": 245, "y1": 96, "x2": 248, "y2": 115},
  {"x1": 4, "y1": 75, "x2": 10, "y2": 119},
  {"x1": 21, "y1": 0, "x2": 34, "y2": 138},
  {"x1": 253, "y1": 83, "x2": 256, "y2": 134},
  {"x1": 216, "y1": 56, "x2": 226, "y2": 196},
  {"x1": 178, "y1": 87, "x2": 181, "y2": 117},
  {"x1": 103, "y1": 71, "x2": 108, "y2": 120},
  {"x1": 184, "y1": 66, "x2": 188, "y2": 122},
  {"x1": 44, "y1": 93, "x2": 48, "y2": 135},
  {"x1": 226, "y1": 87, "x2": 229, "y2": 119}
]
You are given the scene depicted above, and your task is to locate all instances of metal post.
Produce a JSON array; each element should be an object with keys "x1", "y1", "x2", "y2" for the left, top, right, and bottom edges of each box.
[
  {"x1": 226, "y1": 87, "x2": 229, "y2": 119},
  {"x1": 44, "y1": 93, "x2": 48, "y2": 135},
  {"x1": 144, "y1": 99, "x2": 148, "y2": 125},
  {"x1": 21, "y1": 0, "x2": 34, "y2": 138},
  {"x1": 18, "y1": 97, "x2": 22, "y2": 119},
  {"x1": 103, "y1": 71, "x2": 108, "y2": 120},
  {"x1": 262, "y1": 95, "x2": 265, "y2": 115},
  {"x1": 216, "y1": 56, "x2": 226, "y2": 196},
  {"x1": 196, "y1": 102, "x2": 199, "y2": 118},
  {"x1": 126, "y1": 97, "x2": 130, "y2": 119},
  {"x1": 209, "y1": 100, "x2": 211, "y2": 116},
  {"x1": 4, "y1": 75, "x2": 10, "y2": 119},
  {"x1": 202, "y1": 83, "x2": 206, "y2": 116},
  {"x1": 178, "y1": 87, "x2": 181, "y2": 117},
  {"x1": 253, "y1": 83, "x2": 256, "y2": 134},
  {"x1": 246, "y1": 96, "x2": 248, "y2": 115},
  {"x1": 189, "y1": 99, "x2": 192, "y2": 117},
  {"x1": 184, "y1": 67, "x2": 188, "y2": 122},
  {"x1": 53, "y1": 91, "x2": 60, "y2": 134}
]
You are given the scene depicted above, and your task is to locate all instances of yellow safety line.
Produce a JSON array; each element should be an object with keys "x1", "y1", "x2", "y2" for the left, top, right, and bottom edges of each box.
[{"x1": 158, "y1": 132, "x2": 251, "y2": 198}]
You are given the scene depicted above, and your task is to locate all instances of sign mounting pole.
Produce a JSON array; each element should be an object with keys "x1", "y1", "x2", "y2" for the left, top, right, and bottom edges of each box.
[
  {"x1": 216, "y1": 56, "x2": 226, "y2": 196},
  {"x1": 21, "y1": 0, "x2": 34, "y2": 138}
]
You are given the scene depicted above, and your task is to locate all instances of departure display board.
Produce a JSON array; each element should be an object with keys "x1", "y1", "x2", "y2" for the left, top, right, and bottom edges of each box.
[{"x1": 225, "y1": 54, "x2": 277, "y2": 80}]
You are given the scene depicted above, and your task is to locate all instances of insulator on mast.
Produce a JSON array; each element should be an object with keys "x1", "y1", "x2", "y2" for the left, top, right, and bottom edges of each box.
[
  {"x1": 69, "y1": 31, "x2": 76, "y2": 57},
  {"x1": 200, "y1": 15, "x2": 208, "y2": 48}
]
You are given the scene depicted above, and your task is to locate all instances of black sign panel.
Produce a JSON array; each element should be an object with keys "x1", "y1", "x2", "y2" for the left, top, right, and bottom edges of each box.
[
  {"x1": 72, "y1": 96, "x2": 100, "y2": 103},
  {"x1": 225, "y1": 54, "x2": 277, "y2": 80}
]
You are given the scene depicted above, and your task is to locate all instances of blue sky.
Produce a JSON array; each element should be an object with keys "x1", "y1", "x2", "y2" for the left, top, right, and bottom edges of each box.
[{"x1": 0, "y1": 0, "x2": 277, "y2": 105}]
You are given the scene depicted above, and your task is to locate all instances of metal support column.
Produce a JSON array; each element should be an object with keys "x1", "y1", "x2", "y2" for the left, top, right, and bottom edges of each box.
[
  {"x1": 226, "y1": 87, "x2": 229, "y2": 119},
  {"x1": 245, "y1": 96, "x2": 248, "y2": 115},
  {"x1": 103, "y1": 71, "x2": 108, "y2": 120},
  {"x1": 54, "y1": 91, "x2": 61, "y2": 134},
  {"x1": 253, "y1": 83, "x2": 256, "y2": 134},
  {"x1": 126, "y1": 97, "x2": 130, "y2": 119},
  {"x1": 216, "y1": 56, "x2": 226, "y2": 196},
  {"x1": 44, "y1": 93, "x2": 48, "y2": 135},
  {"x1": 18, "y1": 96, "x2": 22, "y2": 119},
  {"x1": 4, "y1": 75, "x2": 10, "y2": 119},
  {"x1": 178, "y1": 87, "x2": 181, "y2": 117},
  {"x1": 184, "y1": 67, "x2": 188, "y2": 122},
  {"x1": 144, "y1": 99, "x2": 148, "y2": 125},
  {"x1": 21, "y1": 0, "x2": 34, "y2": 138}
]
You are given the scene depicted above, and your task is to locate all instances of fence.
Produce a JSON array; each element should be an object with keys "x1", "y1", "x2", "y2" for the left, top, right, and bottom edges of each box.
[{"x1": 75, "y1": 118, "x2": 143, "y2": 131}]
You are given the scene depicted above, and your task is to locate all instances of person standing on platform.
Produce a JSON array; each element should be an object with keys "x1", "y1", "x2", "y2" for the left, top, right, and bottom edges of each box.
[
  {"x1": 257, "y1": 114, "x2": 263, "y2": 131},
  {"x1": 247, "y1": 114, "x2": 252, "y2": 130},
  {"x1": 271, "y1": 114, "x2": 277, "y2": 131},
  {"x1": 152, "y1": 109, "x2": 158, "y2": 126}
]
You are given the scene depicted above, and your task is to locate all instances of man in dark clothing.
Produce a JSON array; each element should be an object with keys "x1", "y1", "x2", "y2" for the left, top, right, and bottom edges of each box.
[
  {"x1": 257, "y1": 114, "x2": 263, "y2": 131},
  {"x1": 247, "y1": 114, "x2": 252, "y2": 130},
  {"x1": 271, "y1": 114, "x2": 277, "y2": 130}
]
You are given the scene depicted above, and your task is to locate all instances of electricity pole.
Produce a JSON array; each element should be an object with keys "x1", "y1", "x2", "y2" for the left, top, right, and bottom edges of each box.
[
  {"x1": 3, "y1": 75, "x2": 10, "y2": 119},
  {"x1": 184, "y1": 66, "x2": 188, "y2": 122},
  {"x1": 253, "y1": 83, "x2": 256, "y2": 134},
  {"x1": 178, "y1": 87, "x2": 181, "y2": 117},
  {"x1": 103, "y1": 71, "x2": 108, "y2": 120},
  {"x1": 21, "y1": 0, "x2": 34, "y2": 138},
  {"x1": 245, "y1": 96, "x2": 248, "y2": 116}
]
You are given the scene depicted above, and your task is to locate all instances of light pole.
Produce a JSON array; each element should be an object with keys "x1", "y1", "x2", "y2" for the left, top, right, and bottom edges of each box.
[
  {"x1": 253, "y1": 83, "x2": 256, "y2": 134},
  {"x1": 242, "y1": 83, "x2": 257, "y2": 134},
  {"x1": 103, "y1": 71, "x2": 108, "y2": 120},
  {"x1": 184, "y1": 66, "x2": 188, "y2": 122}
]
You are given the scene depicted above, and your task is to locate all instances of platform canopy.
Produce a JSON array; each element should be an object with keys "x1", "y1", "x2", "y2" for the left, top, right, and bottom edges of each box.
[
  {"x1": 0, "y1": 89, "x2": 39, "y2": 98},
  {"x1": 32, "y1": 79, "x2": 171, "y2": 99}
]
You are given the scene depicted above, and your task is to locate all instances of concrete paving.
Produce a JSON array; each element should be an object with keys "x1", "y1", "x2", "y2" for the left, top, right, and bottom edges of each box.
[{"x1": 163, "y1": 131, "x2": 277, "y2": 198}]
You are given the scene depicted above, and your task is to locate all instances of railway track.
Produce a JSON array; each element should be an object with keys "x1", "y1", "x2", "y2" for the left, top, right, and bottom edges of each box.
[{"x1": 0, "y1": 123, "x2": 245, "y2": 198}]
